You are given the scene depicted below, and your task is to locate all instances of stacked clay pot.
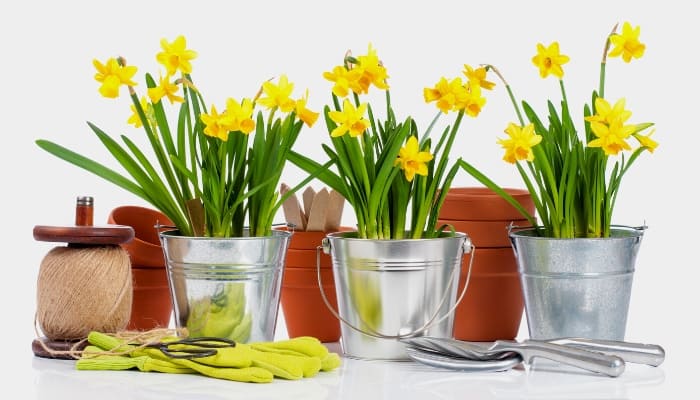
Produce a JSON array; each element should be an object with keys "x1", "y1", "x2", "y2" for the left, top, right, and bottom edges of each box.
[
  {"x1": 438, "y1": 187, "x2": 535, "y2": 341},
  {"x1": 107, "y1": 205, "x2": 174, "y2": 331},
  {"x1": 279, "y1": 228, "x2": 350, "y2": 342}
]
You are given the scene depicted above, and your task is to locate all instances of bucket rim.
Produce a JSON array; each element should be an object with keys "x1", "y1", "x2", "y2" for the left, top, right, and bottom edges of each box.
[
  {"x1": 324, "y1": 230, "x2": 468, "y2": 243},
  {"x1": 159, "y1": 228, "x2": 293, "y2": 241},
  {"x1": 509, "y1": 225, "x2": 646, "y2": 241}
]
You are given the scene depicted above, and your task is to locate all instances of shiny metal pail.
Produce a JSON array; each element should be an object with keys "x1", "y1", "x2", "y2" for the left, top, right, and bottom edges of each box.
[
  {"x1": 321, "y1": 231, "x2": 472, "y2": 360},
  {"x1": 159, "y1": 229, "x2": 291, "y2": 343},
  {"x1": 509, "y1": 226, "x2": 645, "y2": 340}
]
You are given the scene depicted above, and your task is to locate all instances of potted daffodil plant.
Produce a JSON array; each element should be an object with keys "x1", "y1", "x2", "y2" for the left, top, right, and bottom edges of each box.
[
  {"x1": 36, "y1": 36, "x2": 324, "y2": 342},
  {"x1": 289, "y1": 45, "x2": 493, "y2": 359},
  {"x1": 459, "y1": 22, "x2": 657, "y2": 341},
  {"x1": 37, "y1": 36, "x2": 322, "y2": 238},
  {"x1": 460, "y1": 22, "x2": 657, "y2": 239}
]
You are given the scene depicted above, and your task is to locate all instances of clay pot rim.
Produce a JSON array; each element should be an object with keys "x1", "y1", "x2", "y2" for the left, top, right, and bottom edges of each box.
[
  {"x1": 285, "y1": 248, "x2": 332, "y2": 269},
  {"x1": 282, "y1": 267, "x2": 336, "y2": 288},
  {"x1": 440, "y1": 187, "x2": 535, "y2": 221},
  {"x1": 438, "y1": 218, "x2": 530, "y2": 225},
  {"x1": 107, "y1": 205, "x2": 173, "y2": 268},
  {"x1": 275, "y1": 226, "x2": 355, "y2": 250},
  {"x1": 437, "y1": 218, "x2": 531, "y2": 248},
  {"x1": 445, "y1": 187, "x2": 531, "y2": 199}
]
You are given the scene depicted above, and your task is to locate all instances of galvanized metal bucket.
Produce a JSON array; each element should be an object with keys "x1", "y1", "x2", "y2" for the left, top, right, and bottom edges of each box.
[
  {"x1": 159, "y1": 229, "x2": 291, "y2": 343},
  {"x1": 320, "y1": 231, "x2": 473, "y2": 360},
  {"x1": 509, "y1": 226, "x2": 645, "y2": 341}
]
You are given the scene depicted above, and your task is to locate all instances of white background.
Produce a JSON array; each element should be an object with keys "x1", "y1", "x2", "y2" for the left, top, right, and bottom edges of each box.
[{"x1": 2, "y1": 0, "x2": 696, "y2": 397}]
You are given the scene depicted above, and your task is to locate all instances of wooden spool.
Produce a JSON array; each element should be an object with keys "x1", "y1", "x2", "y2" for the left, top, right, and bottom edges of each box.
[{"x1": 32, "y1": 196, "x2": 135, "y2": 359}]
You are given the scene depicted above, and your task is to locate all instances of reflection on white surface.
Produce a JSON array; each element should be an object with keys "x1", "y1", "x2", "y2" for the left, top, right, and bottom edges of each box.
[
  {"x1": 32, "y1": 357, "x2": 336, "y2": 400},
  {"x1": 29, "y1": 348, "x2": 666, "y2": 400}
]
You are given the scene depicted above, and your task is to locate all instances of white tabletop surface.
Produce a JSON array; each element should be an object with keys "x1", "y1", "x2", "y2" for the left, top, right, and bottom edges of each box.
[
  {"x1": 24, "y1": 347, "x2": 669, "y2": 400},
  {"x1": 6, "y1": 311, "x2": 690, "y2": 400}
]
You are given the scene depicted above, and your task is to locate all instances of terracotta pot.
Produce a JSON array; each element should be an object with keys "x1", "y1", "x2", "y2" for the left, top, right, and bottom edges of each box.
[
  {"x1": 275, "y1": 226, "x2": 355, "y2": 250},
  {"x1": 129, "y1": 267, "x2": 173, "y2": 330},
  {"x1": 281, "y1": 267, "x2": 341, "y2": 342},
  {"x1": 453, "y1": 247, "x2": 524, "y2": 341},
  {"x1": 286, "y1": 248, "x2": 332, "y2": 269},
  {"x1": 438, "y1": 218, "x2": 530, "y2": 248},
  {"x1": 107, "y1": 205, "x2": 174, "y2": 330},
  {"x1": 437, "y1": 187, "x2": 534, "y2": 342},
  {"x1": 440, "y1": 187, "x2": 534, "y2": 221},
  {"x1": 275, "y1": 228, "x2": 354, "y2": 342}
]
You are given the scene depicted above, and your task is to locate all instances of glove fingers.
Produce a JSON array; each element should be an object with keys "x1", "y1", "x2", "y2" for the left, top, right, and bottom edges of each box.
[
  {"x1": 76, "y1": 354, "x2": 142, "y2": 371},
  {"x1": 321, "y1": 352, "x2": 342, "y2": 371},
  {"x1": 251, "y1": 336, "x2": 329, "y2": 358},
  {"x1": 169, "y1": 357, "x2": 274, "y2": 383},
  {"x1": 143, "y1": 358, "x2": 194, "y2": 374},
  {"x1": 87, "y1": 331, "x2": 133, "y2": 352},
  {"x1": 249, "y1": 351, "x2": 304, "y2": 380}
]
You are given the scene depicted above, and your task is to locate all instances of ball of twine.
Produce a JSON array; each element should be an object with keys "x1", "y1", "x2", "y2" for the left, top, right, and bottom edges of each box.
[{"x1": 36, "y1": 245, "x2": 133, "y2": 341}]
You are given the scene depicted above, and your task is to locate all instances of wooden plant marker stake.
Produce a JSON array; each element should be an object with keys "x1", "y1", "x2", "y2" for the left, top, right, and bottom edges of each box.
[
  {"x1": 325, "y1": 189, "x2": 345, "y2": 231},
  {"x1": 302, "y1": 186, "x2": 316, "y2": 221},
  {"x1": 280, "y1": 183, "x2": 306, "y2": 230},
  {"x1": 306, "y1": 188, "x2": 329, "y2": 231},
  {"x1": 186, "y1": 198, "x2": 206, "y2": 237}
]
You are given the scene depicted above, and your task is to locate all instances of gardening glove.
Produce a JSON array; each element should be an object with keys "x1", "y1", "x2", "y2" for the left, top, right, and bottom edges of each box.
[
  {"x1": 165, "y1": 336, "x2": 341, "y2": 379},
  {"x1": 249, "y1": 336, "x2": 342, "y2": 373},
  {"x1": 79, "y1": 331, "x2": 273, "y2": 383},
  {"x1": 76, "y1": 345, "x2": 193, "y2": 374},
  {"x1": 77, "y1": 331, "x2": 341, "y2": 382}
]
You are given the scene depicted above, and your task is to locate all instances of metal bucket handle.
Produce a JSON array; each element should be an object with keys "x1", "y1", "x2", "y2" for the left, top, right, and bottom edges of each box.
[{"x1": 315, "y1": 237, "x2": 476, "y2": 340}]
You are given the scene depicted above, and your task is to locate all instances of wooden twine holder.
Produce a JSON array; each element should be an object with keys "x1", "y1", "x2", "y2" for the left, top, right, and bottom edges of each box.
[{"x1": 32, "y1": 196, "x2": 134, "y2": 359}]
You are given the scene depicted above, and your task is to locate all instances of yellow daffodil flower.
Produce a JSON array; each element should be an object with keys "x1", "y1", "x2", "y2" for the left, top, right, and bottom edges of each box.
[
  {"x1": 127, "y1": 96, "x2": 153, "y2": 128},
  {"x1": 588, "y1": 119, "x2": 635, "y2": 156},
  {"x1": 148, "y1": 74, "x2": 184, "y2": 104},
  {"x1": 455, "y1": 81, "x2": 487, "y2": 117},
  {"x1": 585, "y1": 97, "x2": 632, "y2": 126},
  {"x1": 532, "y1": 42, "x2": 570, "y2": 79},
  {"x1": 608, "y1": 22, "x2": 645, "y2": 63},
  {"x1": 394, "y1": 136, "x2": 433, "y2": 182},
  {"x1": 328, "y1": 99, "x2": 370, "y2": 137},
  {"x1": 93, "y1": 57, "x2": 138, "y2": 98},
  {"x1": 156, "y1": 35, "x2": 198, "y2": 75},
  {"x1": 323, "y1": 66, "x2": 351, "y2": 98},
  {"x1": 633, "y1": 129, "x2": 658, "y2": 153},
  {"x1": 223, "y1": 98, "x2": 256, "y2": 135},
  {"x1": 256, "y1": 75, "x2": 296, "y2": 113},
  {"x1": 463, "y1": 64, "x2": 495, "y2": 90},
  {"x1": 295, "y1": 91, "x2": 319, "y2": 127},
  {"x1": 201, "y1": 105, "x2": 234, "y2": 141},
  {"x1": 356, "y1": 44, "x2": 389, "y2": 93},
  {"x1": 498, "y1": 123, "x2": 542, "y2": 164},
  {"x1": 323, "y1": 65, "x2": 363, "y2": 98},
  {"x1": 424, "y1": 77, "x2": 465, "y2": 114}
]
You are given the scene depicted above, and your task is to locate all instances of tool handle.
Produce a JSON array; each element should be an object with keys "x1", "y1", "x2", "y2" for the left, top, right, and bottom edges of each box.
[
  {"x1": 509, "y1": 340, "x2": 625, "y2": 377},
  {"x1": 547, "y1": 338, "x2": 665, "y2": 367}
]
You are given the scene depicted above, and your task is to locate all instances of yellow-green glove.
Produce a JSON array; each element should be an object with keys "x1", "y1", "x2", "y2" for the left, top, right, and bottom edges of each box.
[
  {"x1": 76, "y1": 331, "x2": 341, "y2": 383},
  {"x1": 79, "y1": 331, "x2": 273, "y2": 383},
  {"x1": 165, "y1": 336, "x2": 339, "y2": 379},
  {"x1": 249, "y1": 337, "x2": 342, "y2": 373},
  {"x1": 76, "y1": 345, "x2": 192, "y2": 374}
]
